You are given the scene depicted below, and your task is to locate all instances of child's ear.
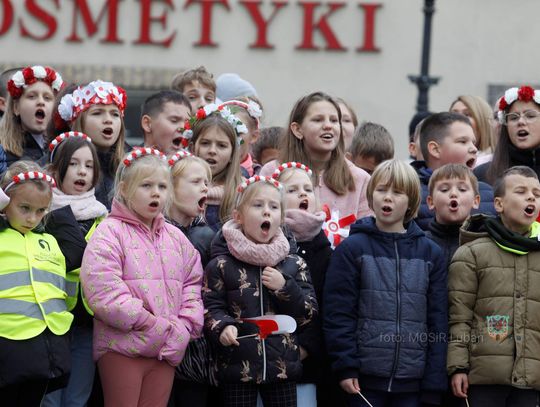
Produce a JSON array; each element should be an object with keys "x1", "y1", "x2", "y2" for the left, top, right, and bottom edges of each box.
[
  {"x1": 250, "y1": 129, "x2": 260, "y2": 145},
  {"x1": 427, "y1": 140, "x2": 440, "y2": 160},
  {"x1": 141, "y1": 115, "x2": 152, "y2": 134},
  {"x1": 494, "y1": 196, "x2": 503, "y2": 214},
  {"x1": 426, "y1": 195, "x2": 435, "y2": 211},
  {"x1": 232, "y1": 209, "x2": 243, "y2": 225},
  {"x1": 345, "y1": 151, "x2": 352, "y2": 161},
  {"x1": 473, "y1": 194, "x2": 480, "y2": 210},
  {"x1": 290, "y1": 122, "x2": 303, "y2": 140},
  {"x1": 12, "y1": 99, "x2": 20, "y2": 116}
]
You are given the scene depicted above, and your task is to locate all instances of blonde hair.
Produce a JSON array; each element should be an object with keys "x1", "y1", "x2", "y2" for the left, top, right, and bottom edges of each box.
[
  {"x1": 235, "y1": 181, "x2": 285, "y2": 223},
  {"x1": 114, "y1": 154, "x2": 172, "y2": 213},
  {"x1": 171, "y1": 66, "x2": 216, "y2": 93},
  {"x1": 72, "y1": 107, "x2": 126, "y2": 174},
  {"x1": 170, "y1": 155, "x2": 212, "y2": 183},
  {"x1": 0, "y1": 96, "x2": 26, "y2": 157},
  {"x1": 428, "y1": 164, "x2": 479, "y2": 197},
  {"x1": 189, "y1": 115, "x2": 242, "y2": 222},
  {"x1": 450, "y1": 95, "x2": 496, "y2": 152},
  {"x1": 1, "y1": 160, "x2": 52, "y2": 201},
  {"x1": 366, "y1": 159, "x2": 421, "y2": 224},
  {"x1": 279, "y1": 92, "x2": 355, "y2": 195},
  {"x1": 276, "y1": 167, "x2": 320, "y2": 211}
]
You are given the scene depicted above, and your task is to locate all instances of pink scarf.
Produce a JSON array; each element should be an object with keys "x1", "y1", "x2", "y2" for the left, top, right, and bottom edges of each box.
[
  {"x1": 221, "y1": 219, "x2": 290, "y2": 267},
  {"x1": 285, "y1": 209, "x2": 326, "y2": 242}
]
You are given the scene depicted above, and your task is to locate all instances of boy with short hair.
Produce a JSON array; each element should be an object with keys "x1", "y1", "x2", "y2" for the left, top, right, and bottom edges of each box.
[
  {"x1": 170, "y1": 66, "x2": 216, "y2": 111},
  {"x1": 426, "y1": 164, "x2": 480, "y2": 268},
  {"x1": 324, "y1": 159, "x2": 447, "y2": 406},
  {"x1": 141, "y1": 90, "x2": 192, "y2": 154},
  {"x1": 252, "y1": 126, "x2": 284, "y2": 166},
  {"x1": 346, "y1": 122, "x2": 394, "y2": 174},
  {"x1": 448, "y1": 166, "x2": 540, "y2": 407},
  {"x1": 411, "y1": 112, "x2": 495, "y2": 230}
]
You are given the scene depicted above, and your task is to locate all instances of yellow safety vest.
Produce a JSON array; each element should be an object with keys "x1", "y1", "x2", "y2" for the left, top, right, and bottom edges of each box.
[
  {"x1": 65, "y1": 217, "x2": 103, "y2": 315},
  {"x1": 0, "y1": 228, "x2": 73, "y2": 340}
]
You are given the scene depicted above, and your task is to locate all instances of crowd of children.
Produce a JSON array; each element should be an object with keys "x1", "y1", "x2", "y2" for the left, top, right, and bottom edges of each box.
[{"x1": 0, "y1": 63, "x2": 540, "y2": 407}]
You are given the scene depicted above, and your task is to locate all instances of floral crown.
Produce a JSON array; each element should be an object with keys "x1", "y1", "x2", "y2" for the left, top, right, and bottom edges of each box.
[
  {"x1": 219, "y1": 99, "x2": 263, "y2": 129},
  {"x1": 57, "y1": 80, "x2": 127, "y2": 124},
  {"x1": 179, "y1": 103, "x2": 248, "y2": 148},
  {"x1": 4, "y1": 171, "x2": 56, "y2": 192},
  {"x1": 168, "y1": 150, "x2": 193, "y2": 166},
  {"x1": 498, "y1": 85, "x2": 540, "y2": 123},
  {"x1": 7, "y1": 66, "x2": 64, "y2": 99},
  {"x1": 123, "y1": 147, "x2": 166, "y2": 167},
  {"x1": 237, "y1": 175, "x2": 283, "y2": 194},
  {"x1": 272, "y1": 162, "x2": 313, "y2": 180},
  {"x1": 49, "y1": 131, "x2": 92, "y2": 162}
]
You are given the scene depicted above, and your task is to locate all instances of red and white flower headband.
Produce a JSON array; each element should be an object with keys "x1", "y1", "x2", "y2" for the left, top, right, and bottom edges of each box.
[
  {"x1": 4, "y1": 171, "x2": 56, "y2": 192},
  {"x1": 498, "y1": 85, "x2": 540, "y2": 123},
  {"x1": 7, "y1": 65, "x2": 63, "y2": 99},
  {"x1": 272, "y1": 162, "x2": 313, "y2": 180},
  {"x1": 49, "y1": 131, "x2": 92, "y2": 162},
  {"x1": 237, "y1": 175, "x2": 283, "y2": 194},
  {"x1": 123, "y1": 147, "x2": 166, "y2": 167},
  {"x1": 58, "y1": 80, "x2": 127, "y2": 124},
  {"x1": 168, "y1": 150, "x2": 193, "y2": 166},
  {"x1": 219, "y1": 100, "x2": 262, "y2": 129},
  {"x1": 180, "y1": 103, "x2": 248, "y2": 147}
]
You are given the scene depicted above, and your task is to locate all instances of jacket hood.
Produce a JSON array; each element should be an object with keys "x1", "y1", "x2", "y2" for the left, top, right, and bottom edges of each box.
[
  {"x1": 350, "y1": 216, "x2": 425, "y2": 240},
  {"x1": 459, "y1": 213, "x2": 490, "y2": 245},
  {"x1": 109, "y1": 199, "x2": 165, "y2": 233},
  {"x1": 410, "y1": 160, "x2": 432, "y2": 184}
]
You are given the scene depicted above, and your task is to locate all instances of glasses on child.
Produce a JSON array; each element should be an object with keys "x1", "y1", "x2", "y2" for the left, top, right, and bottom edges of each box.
[{"x1": 503, "y1": 110, "x2": 540, "y2": 125}]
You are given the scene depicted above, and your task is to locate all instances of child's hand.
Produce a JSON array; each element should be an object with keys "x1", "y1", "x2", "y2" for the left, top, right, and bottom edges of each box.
[
  {"x1": 219, "y1": 325, "x2": 239, "y2": 347},
  {"x1": 451, "y1": 373, "x2": 469, "y2": 398},
  {"x1": 262, "y1": 267, "x2": 285, "y2": 291},
  {"x1": 340, "y1": 378, "x2": 360, "y2": 394}
]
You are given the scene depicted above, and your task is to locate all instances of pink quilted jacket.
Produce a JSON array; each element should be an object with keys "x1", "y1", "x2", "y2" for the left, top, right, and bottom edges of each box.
[{"x1": 80, "y1": 199, "x2": 204, "y2": 366}]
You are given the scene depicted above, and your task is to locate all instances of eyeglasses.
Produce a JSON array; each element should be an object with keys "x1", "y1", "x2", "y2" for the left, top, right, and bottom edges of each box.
[{"x1": 503, "y1": 110, "x2": 540, "y2": 125}]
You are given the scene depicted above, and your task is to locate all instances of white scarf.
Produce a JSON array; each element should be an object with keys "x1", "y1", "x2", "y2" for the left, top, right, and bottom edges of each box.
[{"x1": 51, "y1": 188, "x2": 108, "y2": 221}]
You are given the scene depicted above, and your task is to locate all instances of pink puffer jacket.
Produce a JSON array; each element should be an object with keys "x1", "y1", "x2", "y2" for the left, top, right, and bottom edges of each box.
[{"x1": 80, "y1": 199, "x2": 204, "y2": 366}]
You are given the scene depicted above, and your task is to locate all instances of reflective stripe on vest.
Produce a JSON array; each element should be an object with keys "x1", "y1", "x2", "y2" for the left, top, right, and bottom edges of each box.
[
  {"x1": 0, "y1": 268, "x2": 67, "y2": 292},
  {"x1": 0, "y1": 298, "x2": 67, "y2": 320},
  {"x1": 65, "y1": 218, "x2": 102, "y2": 314}
]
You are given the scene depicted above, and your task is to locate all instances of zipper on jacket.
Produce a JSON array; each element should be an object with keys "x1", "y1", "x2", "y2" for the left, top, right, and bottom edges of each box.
[
  {"x1": 388, "y1": 239, "x2": 401, "y2": 392},
  {"x1": 260, "y1": 267, "x2": 267, "y2": 382}
]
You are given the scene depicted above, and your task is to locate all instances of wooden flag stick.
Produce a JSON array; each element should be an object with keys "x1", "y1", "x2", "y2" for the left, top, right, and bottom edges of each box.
[{"x1": 357, "y1": 391, "x2": 374, "y2": 407}]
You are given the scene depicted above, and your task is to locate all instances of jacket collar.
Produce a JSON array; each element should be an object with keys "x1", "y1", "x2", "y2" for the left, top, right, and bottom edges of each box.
[{"x1": 509, "y1": 143, "x2": 540, "y2": 168}]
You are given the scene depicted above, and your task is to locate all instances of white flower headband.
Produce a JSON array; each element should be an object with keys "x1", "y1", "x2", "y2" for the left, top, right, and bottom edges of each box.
[
  {"x1": 180, "y1": 103, "x2": 248, "y2": 147},
  {"x1": 49, "y1": 131, "x2": 92, "y2": 162},
  {"x1": 219, "y1": 100, "x2": 263, "y2": 129},
  {"x1": 497, "y1": 85, "x2": 540, "y2": 124},
  {"x1": 237, "y1": 175, "x2": 283, "y2": 194},
  {"x1": 58, "y1": 80, "x2": 127, "y2": 124},
  {"x1": 272, "y1": 162, "x2": 313, "y2": 180},
  {"x1": 168, "y1": 150, "x2": 193, "y2": 166},
  {"x1": 7, "y1": 66, "x2": 63, "y2": 99},
  {"x1": 4, "y1": 171, "x2": 56, "y2": 192},
  {"x1": 123, "y1": 147, "x2": 166, "y2": 167}
]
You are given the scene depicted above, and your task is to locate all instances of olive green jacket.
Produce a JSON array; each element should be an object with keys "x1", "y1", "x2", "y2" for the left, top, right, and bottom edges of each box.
[{"x1": 447, "y1": 216, "x2": 540, "y2": 389}]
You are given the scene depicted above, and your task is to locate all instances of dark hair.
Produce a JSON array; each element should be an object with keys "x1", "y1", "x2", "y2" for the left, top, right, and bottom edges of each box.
[
  {"x1": 349, "y1": 122, "x2": 394, "y2": 164},
  {"x1": 252, "y1": 126, "x2": 284, "y2": 164},
  {"x1": 493, "y1": 166, "x2": 539, "y2": 198},
  {"x1": 419, "y1": 112, "x2": 472, "y2": 164},
  {"x1": 48, "y1": 137, "x2": 100, "y2": 191},
  {"x1": 0, "y1": 67, "x2": 23, "y2": 99},
  {"x1": 141, "y1": 90, "x2": 192, "y2": 119},
  {"x1": 428, "y1": 163, "x2": 479, "y2": 196},
  {"x1": 408, "y1": 111, "x2": 432, "y2": 142}
]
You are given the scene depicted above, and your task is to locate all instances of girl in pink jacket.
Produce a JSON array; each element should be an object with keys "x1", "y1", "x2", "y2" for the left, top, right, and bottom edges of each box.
[{"x1": 80, "y1": 148, "x2": 204, "y2": 407}]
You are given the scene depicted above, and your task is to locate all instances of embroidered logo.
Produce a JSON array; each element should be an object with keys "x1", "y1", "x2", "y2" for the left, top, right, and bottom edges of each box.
[{"x1": 486, "y1": 315, "x2": 510, "y2": 341}]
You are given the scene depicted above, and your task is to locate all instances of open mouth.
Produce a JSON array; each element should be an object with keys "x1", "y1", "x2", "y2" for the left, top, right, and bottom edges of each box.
[
  {"x1": 103, "y1": 127, "x2": 113, "y2": 136},
  {"x1": 525, "y1": 205, "x2": 535, "y2": 215},
  {"x1": 381, "y1": 205, "x2": 392, "y2": 215},
  {"x1": 74, "y1": 179, "x2": 86, "y2": 187},
  {"x1": 449, "y1": 200, "x2": 459, "y2": 209},
  {"x1": 197, "y1": 196, "x2": 207, "y2": 210},
  {"x1": 299, "y1": 199, "x2": 309, "y2": 211},
  {"x1": 206, "y1": 158, "x2": 217, "y2": 165},
  {"x1": 261, "y1": 220, "x2": 271, "y2": 232},
  {"x1": 517, "y1": 130, "x2": 529, "y2": 138},
  {"x1": 466, "y1": 157, "x2": 476, "y2": 168},
  {"x1": 172, "y1": 136, "x2": 182, "y2": 147},
  {"x1": 149, "y1": 201, "x2": 159, "y2": 208},
  {"x1": 320, "y1": 133, "x2": 334, "y2": 140},
  {"x1": 35, "y1": 109, "x2": 45, "y2": 120}
]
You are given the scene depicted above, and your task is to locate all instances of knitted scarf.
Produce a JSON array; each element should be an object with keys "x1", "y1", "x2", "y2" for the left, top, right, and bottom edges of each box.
[
  {"x1": 51, "y1": 188, "x2": 108, "y2": 221},
  {"x1": 284, "y1": 209, "x2": 325, "y2": 242},
  {"x1": 221, "y1": 219, "x2": 290, "y2": 266}
]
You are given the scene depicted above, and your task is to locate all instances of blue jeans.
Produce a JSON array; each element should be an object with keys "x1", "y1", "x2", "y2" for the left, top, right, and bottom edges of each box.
[
  {"x1": 42, "y1": 325, "x2": 95, "y2": 407},
  {"x1": 297, "y1": 383, "x2": 317, "y2": 406},
  {"x1": 348, "y1": 389, "x2": 420, "y2": 407}
]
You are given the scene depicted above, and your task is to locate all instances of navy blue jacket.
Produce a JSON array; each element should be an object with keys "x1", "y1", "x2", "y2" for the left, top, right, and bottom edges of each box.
[
  {"x1": 323, "y1": 217, "x2": 447, "y2": 393},
  {"x1": 410, "y1": 160, "x2": 496, "y2": 231}
]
